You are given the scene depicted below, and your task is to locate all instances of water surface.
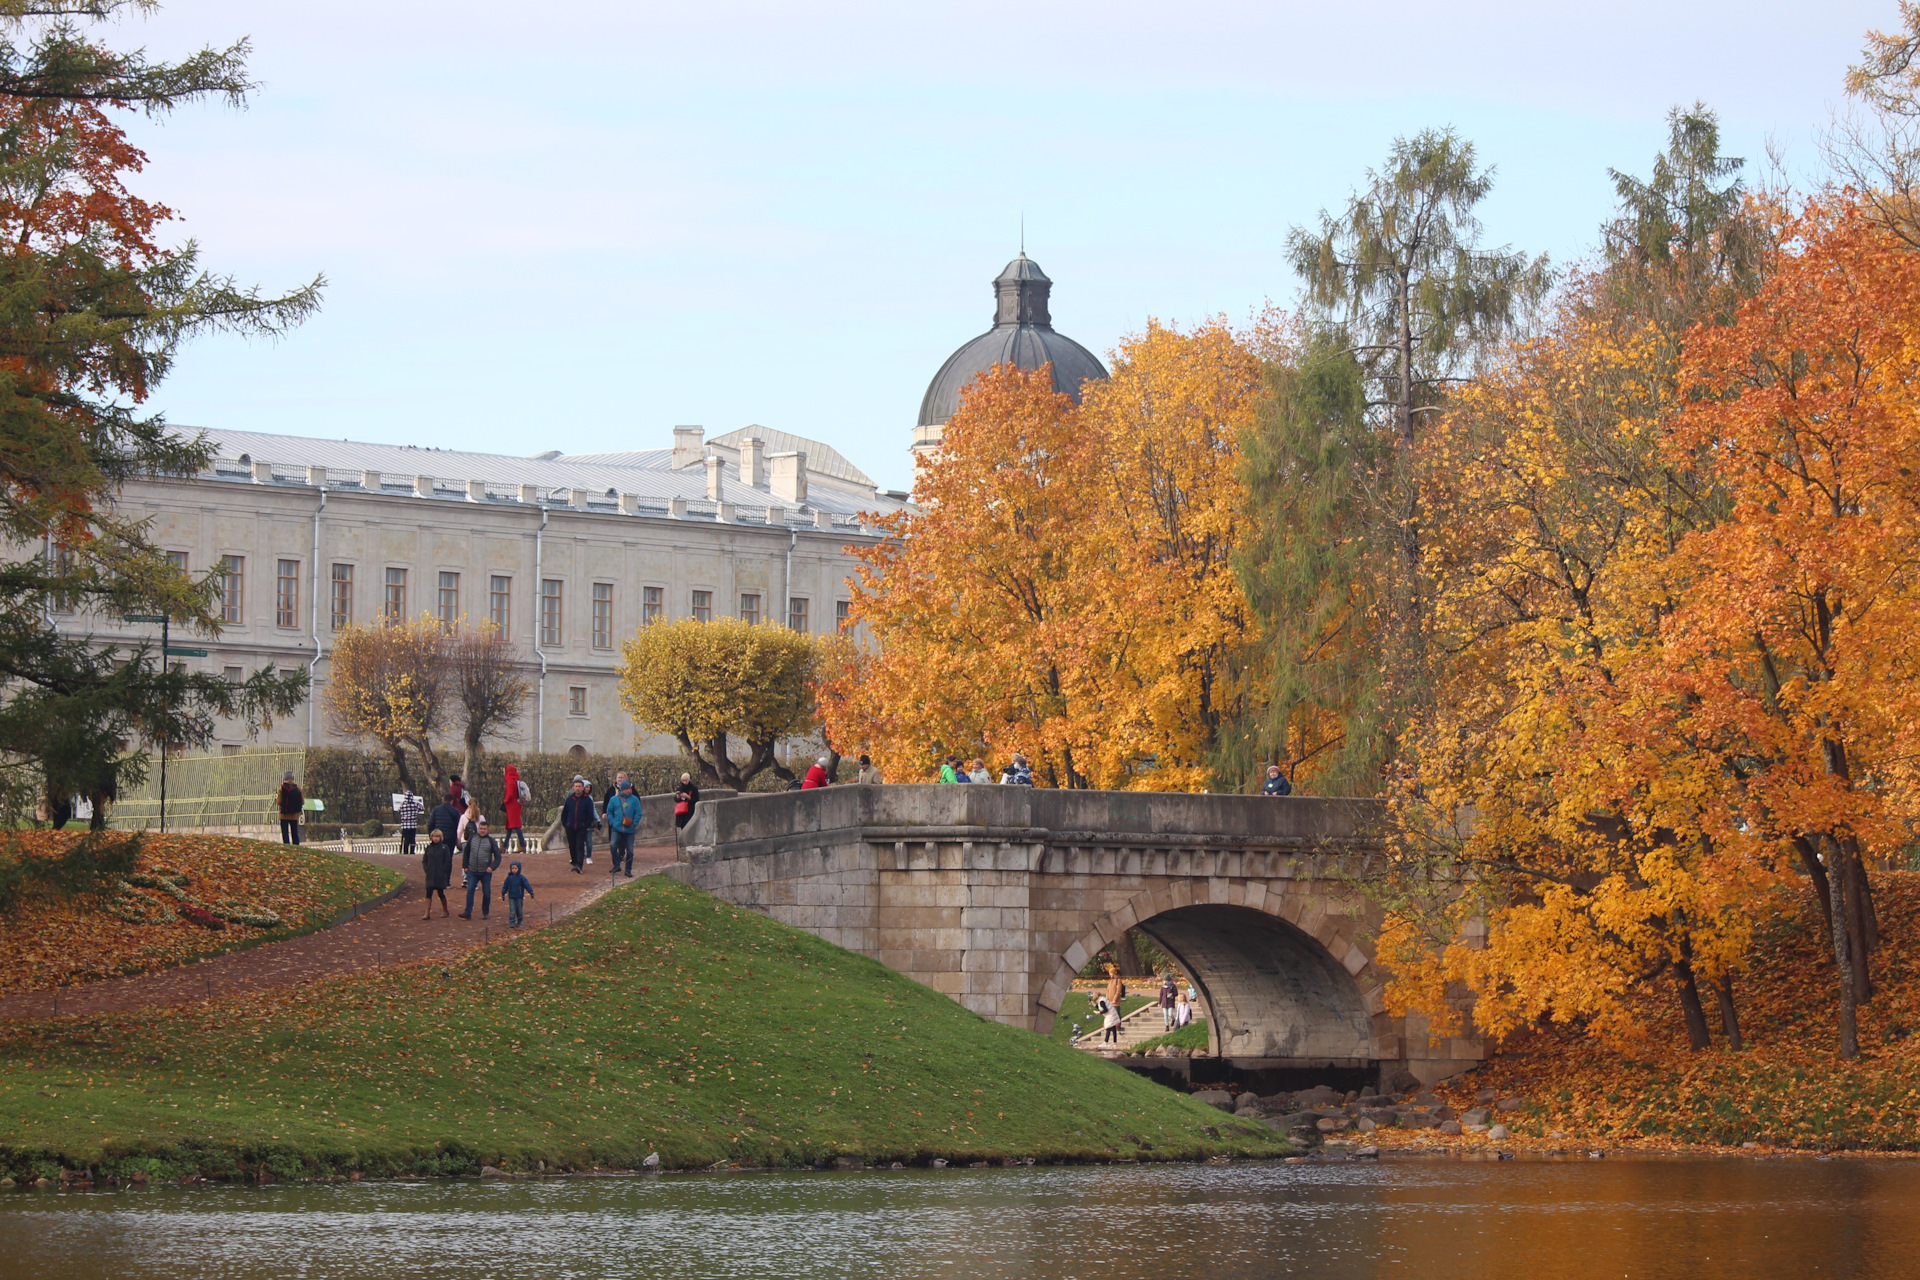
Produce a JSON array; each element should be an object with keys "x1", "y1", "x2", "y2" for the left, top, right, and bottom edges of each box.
[{"x1": 5, "y1": 1156, "x2": 1914, "y2": 1279}]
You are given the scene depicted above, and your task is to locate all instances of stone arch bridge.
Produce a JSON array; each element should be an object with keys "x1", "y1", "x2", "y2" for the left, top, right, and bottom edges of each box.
[{"x1": 669, "y1": 785, "x2": 1481, "y2": 1088}]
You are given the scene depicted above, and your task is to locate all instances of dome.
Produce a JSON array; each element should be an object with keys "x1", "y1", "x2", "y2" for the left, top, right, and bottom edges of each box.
[{"x1": 916, "y1": 256, "x2": 1108, "y2": 432}]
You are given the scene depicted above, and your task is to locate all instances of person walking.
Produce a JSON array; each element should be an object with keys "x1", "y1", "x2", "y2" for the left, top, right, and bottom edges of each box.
[
  {"x1": 605, "y1": 776, "x2": 643, "y2": 878},
  {"x1": 502, "y1": 763, "x2": 528, "y2": 854},
  {"x1": 460, "y1": 817, "x2": 503, "y2": 919},
  {"x1": 421, "y1": 827, "x2": 453, "y2": 919},
  {"x1": 1158, "y1": 972, "x2": 1179, "y2": 1031},
  {"x1": 457, "y1": 794, "x2": 481, "y2": 847},
  {"x1": 500, "y1": 861, "x2": 534, "y2": 927},
  {"x1": 1261, "y1": 764, "x2": 1293, "y2": 796},
  {"x1": 1100, "y1": 996, "x2": 1122, "y2": 1046},
  {"x1": 967, "y1": 758, "x2": 990, "y2": 784},
  {"x1": 1104, "y1": 963, "x2": 1125, "y2": 1010},
  {"x1": 276, "y1": 772, "x2": 304, "y2": 845},
  {"x1": 1175, "y1": 989, "x2": 1193, "y2": 1027},
  {"x1": 560, "y1": 777, "x2": 597, "y2": 874},
  {"x1": 998, "y1": 754, "x2": 1033, "y2": 786},
  {"x1": 856, "y1": 755, "x2": 882, "y2": 785},
  {"x1": 427, "y1": 791, "x2": 462, "y2": 871},
  {"x1": 396, "y1": 787, "x2": 423, "y2": 857},
  {"x1": 802, "y1": 756, "x2": 831, "y2": 789},
  {"x1": 446, "y1": 774, "x2": 466, "y2": 809},
  {"x1": 673, "y1": 773, "x2": 699, "y2": 830}
]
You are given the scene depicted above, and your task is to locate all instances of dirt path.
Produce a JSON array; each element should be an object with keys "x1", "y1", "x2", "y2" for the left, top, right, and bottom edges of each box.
[{"x1": 0, "y1": 842, "x2": 679, "y2": 1021}]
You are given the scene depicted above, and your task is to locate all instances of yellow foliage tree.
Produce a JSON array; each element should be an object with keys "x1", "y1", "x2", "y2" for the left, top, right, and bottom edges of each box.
[
  {"x1": 816, "y1": 320, "x2": 1263, "y2": 788},
  {"x1": 616, "y1": 617, "x2": 821, "y2": 789},
  {"x1": 322, "y1": 616, "x2": 452, "y2": 798}
]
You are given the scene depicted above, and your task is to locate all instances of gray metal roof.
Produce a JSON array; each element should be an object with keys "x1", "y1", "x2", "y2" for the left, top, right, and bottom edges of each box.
[
  {"x1": 918, "y1": 256, "x2": 1108, "y2": 427},
  {"x1": 173, "y1": 426, "x2": 909, "y2": 525}
]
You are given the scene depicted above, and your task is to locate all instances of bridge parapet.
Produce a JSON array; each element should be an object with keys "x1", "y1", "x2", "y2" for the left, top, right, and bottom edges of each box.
[{"x1": 669, "y1": 785, "x2": 1481, "y2": 1089}]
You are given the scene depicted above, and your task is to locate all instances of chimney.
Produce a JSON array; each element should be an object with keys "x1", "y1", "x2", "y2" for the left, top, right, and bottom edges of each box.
[
  {"x1": 518, "y1": 483, "x2": 540, "y2": 504},
  {"x1": 672, "y1": 426, "x2": 705, "y2": 470},
  {"x1": 669, "y1": 496, "x2": 687, "y2": 519},
  {"x1": 618, "y1": 493, "x2": 640, "y2": 515},
  {"x1": 362, "y1": 470, "x2": 382, "y2": 491},
  {"x1": 466, "y1": 479, "x2": 487, "y2": 502},
  {"x1": 306, "y1": 465, "x2": 328, "y2": 487},
  {"x1": 769, "y1": 451, "x2": 807, "y2": 505},
  {"x1": 251, "y1": 460, "x2": 274, "y2": 483},
  {"x1": 414, "y1": 475, "x2": 435, "y2": 499},
  {"x1": 741, "y1": 436, "x2": 765, "y2": 488},
  {"x1": 704, "y1": 455, "x2": 724, "y2": 501}
]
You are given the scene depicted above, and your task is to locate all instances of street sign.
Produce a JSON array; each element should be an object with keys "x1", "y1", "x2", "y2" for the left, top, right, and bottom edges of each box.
[
  {"x1": 123, "y1": 614, "x2": 165, "y2": 623},
  {"x1": 163, "y1": 646, "x2": 208, "y2": 657}
]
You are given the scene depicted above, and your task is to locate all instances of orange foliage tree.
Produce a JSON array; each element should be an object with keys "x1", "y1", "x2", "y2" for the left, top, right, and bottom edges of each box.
[{"x1": 816, "y1": 321, "x2": 1263, "y2": 788}]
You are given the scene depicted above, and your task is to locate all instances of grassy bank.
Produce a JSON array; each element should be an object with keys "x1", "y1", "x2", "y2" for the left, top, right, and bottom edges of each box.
[
  {"x1": 0, "y1": 833, "x2": 401, "y2": 997},
  {"x1": 1377, "y1": 870, "x2": 1920, "y2": 1154},
  {"x1": 0, "y1": 876, "x2": 1285, "y2": 1182}
]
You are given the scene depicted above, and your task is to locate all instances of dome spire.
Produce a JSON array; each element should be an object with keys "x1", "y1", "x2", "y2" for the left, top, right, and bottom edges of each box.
[{"x1": 993, "y1": 254, "x2": 1052, "y2": 328}]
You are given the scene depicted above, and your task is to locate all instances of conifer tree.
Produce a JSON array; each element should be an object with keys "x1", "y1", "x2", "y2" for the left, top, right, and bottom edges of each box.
[{"x1": 0, "y1": 1, "x2": 321, "y2": 821}]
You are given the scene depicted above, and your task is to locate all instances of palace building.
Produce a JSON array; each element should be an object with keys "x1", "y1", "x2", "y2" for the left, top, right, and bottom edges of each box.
[{"x1": 85, "y1": 255, "x2": 1105, "y2": 758}]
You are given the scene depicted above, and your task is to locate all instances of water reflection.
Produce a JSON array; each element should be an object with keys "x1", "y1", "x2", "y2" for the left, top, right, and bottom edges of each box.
[{"x1": 4, "y1": 1157, "x2": 1916, "y2": 1279}]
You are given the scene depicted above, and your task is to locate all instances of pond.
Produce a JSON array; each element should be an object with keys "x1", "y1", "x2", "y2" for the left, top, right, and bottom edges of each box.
[{"x1": 4, "y1": 1156, "x2": 1916, "y2": 1279}]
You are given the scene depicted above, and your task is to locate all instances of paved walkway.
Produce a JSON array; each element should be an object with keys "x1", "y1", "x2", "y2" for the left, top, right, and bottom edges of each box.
[{"x1": 0, "y1": 841, "x2": 679, "y2": 1020}]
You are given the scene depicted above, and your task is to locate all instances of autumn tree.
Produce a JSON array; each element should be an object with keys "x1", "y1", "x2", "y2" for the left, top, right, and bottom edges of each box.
[
  {"x1": 1374, "y1": 113, "x2": 1767, "y2": 1052},
  {"x1": 0, "y1": 1, "x2": 319, "y2": 820},
  {"x1": 617, "y1": 618, "x2": 821, "y2": 789},
  {"x1": 445, "y1": 619, "x2": 530, "y2": 793},
  {"x1": 820, "y1": 323, "x2": 1264, "y2": 790},
  {"x1": 323, "y1": 618, "x2": 450, "y2": 799}
]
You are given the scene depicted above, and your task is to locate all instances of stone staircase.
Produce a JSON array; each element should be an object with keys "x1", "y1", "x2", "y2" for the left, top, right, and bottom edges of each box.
[{"x1": 1072, "y1": 1000, "x2": 1175, "y2": 1054}]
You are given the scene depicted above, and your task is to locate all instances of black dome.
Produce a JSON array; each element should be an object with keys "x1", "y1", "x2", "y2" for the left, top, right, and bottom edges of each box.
[{"x1": 917, "y1": 256, "x2": 1108, "y2": 428}]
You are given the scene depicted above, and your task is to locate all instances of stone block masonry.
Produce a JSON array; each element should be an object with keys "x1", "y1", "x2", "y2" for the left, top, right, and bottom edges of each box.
[{"x1": 667, "y1": 785, "x2": 1483, "y2": 1087}]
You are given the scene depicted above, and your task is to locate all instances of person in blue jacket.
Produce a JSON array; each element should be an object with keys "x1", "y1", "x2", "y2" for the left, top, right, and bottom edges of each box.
[{"x1": 604, "y1": 776, "x2": 643, "y2": 878}]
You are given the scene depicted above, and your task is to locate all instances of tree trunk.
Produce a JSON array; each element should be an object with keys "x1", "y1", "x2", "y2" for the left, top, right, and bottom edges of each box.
[
  {"x1": 384, "y1": 740, "x2": 418, "y2": 797},
  {"x1": 1114, "y1": 930, "x2": 1147, "y2": 978},
  {"x1": 1826, "y1": 836, "x2": 1861, "y2": 1058},
  {"x1": 464, "y1": 730, "x2": 484, "y2": 810},
  {"x1": 1674, "y1": 960, "x2": 1713, "y2": 1051},
  {"x1": 1796, "y1": 836, "x2": 1833, "y2": 944},
  {"x1": 1714, "y1": 978, "x2": 1742, "y2": 1051}
]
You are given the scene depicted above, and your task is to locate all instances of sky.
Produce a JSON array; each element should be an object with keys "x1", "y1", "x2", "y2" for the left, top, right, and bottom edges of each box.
[{"x1": 111, "y1": 0, "x2": 1896, "y2": 493}]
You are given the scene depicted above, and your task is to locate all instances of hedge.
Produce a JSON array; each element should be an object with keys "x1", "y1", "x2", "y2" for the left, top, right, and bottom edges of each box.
[{"x1": 300, "y1": 749, "x2": 717, "y2": 825}]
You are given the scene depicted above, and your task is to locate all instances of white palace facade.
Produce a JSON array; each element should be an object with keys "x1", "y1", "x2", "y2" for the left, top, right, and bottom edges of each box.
[{"x1": 77, "y1": 254, "x2": 1106, "y2": 759}]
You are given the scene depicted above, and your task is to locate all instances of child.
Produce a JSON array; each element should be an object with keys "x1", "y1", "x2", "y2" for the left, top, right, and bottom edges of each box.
[
  {"x1": 1175, "y1": 991, "x2": 1193, "y2": 1027},
  {"x1": 421, "y1": 828, "x2": 452, "y2": 919},
  {"x1": 1096, "y1": 994, "x2": 1121, "y2": 1045},
  {"x1": 500, "y1": 861, "x2": 534, "y2": 928}
]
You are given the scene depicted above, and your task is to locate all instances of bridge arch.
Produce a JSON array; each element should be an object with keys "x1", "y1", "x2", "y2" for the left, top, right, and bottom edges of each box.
[{"x1": 1040, "y1": 885, "x2": 1378, "y2": 1060}]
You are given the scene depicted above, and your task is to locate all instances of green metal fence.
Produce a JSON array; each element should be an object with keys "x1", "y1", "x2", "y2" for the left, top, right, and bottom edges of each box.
[{"x1": 112, "y1": 747, "x2": 308, "y2": 829}]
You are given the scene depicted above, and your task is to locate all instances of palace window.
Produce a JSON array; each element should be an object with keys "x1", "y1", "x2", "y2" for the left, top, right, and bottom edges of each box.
[
  {"x1": 489, "y1": 575, "x2": 511, "y2": 632},
  {"x1": 568, "y1": 685, "x2": 588, "y2": 716},
  {"x1": 383, "y1": 567, "x2": 407, "y2": 624},
  {"x1": 642, "y1": 585, "x2": 663, "y2": 626},
  {"x1": 540, "y1": 579, "x2": 563, "y2": 646},
  {"x1": 218, "y1": 557, "x2": 244, "y2": 625},
  {"x1": 787, "y1": 596, "x2": 809, "y2": 632},
  {"x1": 437, "y1": 571, "x2": 460, "y2": 629},
  {"x1": 739, "y1": 593, "x2": 760, "y2": 625},
  {"x1": 835, "y1": 599, "x2": 851, "y2": 631},
  {"x1": 690, "y1": 590, "x2": 712, "y2": 623},
  {"x1": 592, "y1": 582, "x2": 614, "y2": 648},
  {"x1": 329, "y1": 564, "x2": 353, "y2": 630},
  {"x1": 276, "y1": 559, "x2": 300, "y2": 628}
]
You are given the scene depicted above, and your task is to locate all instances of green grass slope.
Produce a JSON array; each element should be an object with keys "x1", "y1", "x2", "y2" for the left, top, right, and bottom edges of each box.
[{"x1": 0, "y1": 876, "x2": 1284, "y2": 1182}]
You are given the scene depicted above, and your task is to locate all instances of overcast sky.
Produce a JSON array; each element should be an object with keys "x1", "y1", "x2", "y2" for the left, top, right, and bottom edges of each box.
[{"x1": 122, "y1": 0, "x2": 1891, "y2": 492}]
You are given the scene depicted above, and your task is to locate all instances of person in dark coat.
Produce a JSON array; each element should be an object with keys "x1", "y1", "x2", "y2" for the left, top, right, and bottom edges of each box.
[
  {"x1": 673, "y1": 773, "x2": 700, "y2": 830},
  {"x1": 427, "y1": 796, "x2": 463, "y2": 856},
  {"x1": 560, "y1": 776, "x2": 597, "y2": 874},
  {"x1": 460, "y1": 818, "x2": 503, "y2": 919},
  {"x1": 1260, "y1": 764, "x2": 1293, "y2": 797},
  {"x1": 277, "y1": 772, "x2": 304, "y2": 844},
  {"x1": 421, "y1": 827, "x2": 453, "y2": 919}
]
